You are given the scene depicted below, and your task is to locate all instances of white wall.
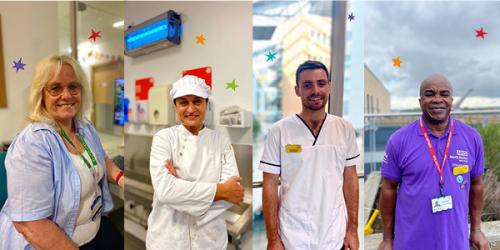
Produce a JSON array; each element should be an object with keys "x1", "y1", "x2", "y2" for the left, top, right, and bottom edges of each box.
[
  {"x1": 0, "y1": 2, "x2": 58, "y2": 142},
  {"x1": 124, "y1": 1, "x2": 253, "y2": 145}
]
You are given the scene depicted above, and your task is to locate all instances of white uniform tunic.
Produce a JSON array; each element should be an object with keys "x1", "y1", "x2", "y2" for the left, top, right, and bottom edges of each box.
[
  {"x1": 259, "y1": 114, "x2": 360, "y2": 250},
  {"x1": 146, "y1": 125, "x2": 239, "y2": 250}
]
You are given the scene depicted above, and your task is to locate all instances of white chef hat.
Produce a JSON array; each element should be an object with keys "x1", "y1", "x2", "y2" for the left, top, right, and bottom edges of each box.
[{"x1": 169, "y1": 75, "x2": 211, "y2": 101}]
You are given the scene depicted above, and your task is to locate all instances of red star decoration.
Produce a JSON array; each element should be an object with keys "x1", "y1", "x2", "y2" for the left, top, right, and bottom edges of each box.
[
  {"x1": 475, "y1": 27, "x2": 488, "y2": 39},
  {"x1": 89, "y1": 29, "x2": 101, "y2": 42}
]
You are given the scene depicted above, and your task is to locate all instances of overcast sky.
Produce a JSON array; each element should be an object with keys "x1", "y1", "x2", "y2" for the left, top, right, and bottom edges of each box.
[{"x1": 364, "y1": 1, "x2": 500, "y2": 110}]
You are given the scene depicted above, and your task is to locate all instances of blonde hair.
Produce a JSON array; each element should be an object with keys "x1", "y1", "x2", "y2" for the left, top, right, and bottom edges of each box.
[{"x1": 27, "y1": 55, "x2": 92, "y2": 125}]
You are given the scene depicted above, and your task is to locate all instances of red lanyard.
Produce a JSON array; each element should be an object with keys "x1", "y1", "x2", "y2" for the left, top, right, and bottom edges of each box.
[{"x1": 419, "y1": 117, "x2": 454, "y2": 195}]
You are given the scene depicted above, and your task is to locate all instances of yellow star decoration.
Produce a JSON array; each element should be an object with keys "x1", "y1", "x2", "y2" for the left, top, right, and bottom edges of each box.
[
  {"x1": 196, "y1": 34, "x2": 206, "y2": 45},
  {"x1": 392, "y1": 56, "x2": 402, "y2": 68}
]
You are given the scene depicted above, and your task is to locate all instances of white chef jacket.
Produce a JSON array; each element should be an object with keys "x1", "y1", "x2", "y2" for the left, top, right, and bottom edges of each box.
[
  {"x1": 146, "y1": 125, "x2": 239, "y2": 250},
  {"x1": 259, "y1": 114, "x2": 360, "y2": 250}
]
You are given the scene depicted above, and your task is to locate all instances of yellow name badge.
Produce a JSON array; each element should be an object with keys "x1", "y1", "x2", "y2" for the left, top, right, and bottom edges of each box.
[
  {"x1": 285, "y1": 144, "x2": 302, "y2": 153},
  {"x1": 453, "y1": 165, "x2": 469, "y2": 175}
]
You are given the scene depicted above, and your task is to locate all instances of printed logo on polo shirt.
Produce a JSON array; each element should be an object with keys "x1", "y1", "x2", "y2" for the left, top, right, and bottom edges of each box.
[
  {"x1": 449, "y1": 149, "x2": 469, "y2": 164},
  {"x1": 383, "y1": 152, "x2": 388, "y2": 163}
]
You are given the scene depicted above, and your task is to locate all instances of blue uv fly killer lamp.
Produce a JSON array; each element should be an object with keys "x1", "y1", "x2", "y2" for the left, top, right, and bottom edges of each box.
[{"x1": 125, "y1": 10, "x2": 182, "y2": 57}]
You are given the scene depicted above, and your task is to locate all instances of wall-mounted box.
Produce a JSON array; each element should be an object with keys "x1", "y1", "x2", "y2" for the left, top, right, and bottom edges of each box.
[
  {"x1": 218, "y1": 105, "x2": 251, "y2": 128},
  {"x1": 148, "y1": 85, "x2": 175, "y2": 125}
]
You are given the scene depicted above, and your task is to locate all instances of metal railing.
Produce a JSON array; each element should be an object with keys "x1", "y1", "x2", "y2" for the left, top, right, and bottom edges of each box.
[
  {"x1": 365, "y1": 109, "x2": 500, "y2": 118},
  {"x1": 364, "y1": 109, "x2": 500, "y2": 174}
]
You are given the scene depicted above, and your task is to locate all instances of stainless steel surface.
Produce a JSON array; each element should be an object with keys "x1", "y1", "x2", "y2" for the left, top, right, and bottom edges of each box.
[
  {"x1": 226, "y1": 144, "x2": 253, "y2": 248},
  {"x1": 124, "y1": 134, "x2": 154, "y2": 246},
  {"x1": 124, "y1": 134, "x2": 253, "y2": 189},
  {"x1": 229, "y1": 202, "x2": 250, "y2": 215},
  {"x1": 98, "y1": 132, "x2": 124, "y2": 159},
  {"x1": 226, "y1": 202, "x2": 251, "y2": 225},
  {"x1": 125, "y1": 134, "x2": 153, "y2": 184},
  {"x1": 232, "y1": 144, "x2": 253, "y2": 190},
  {"x1": 125, "y1": 230, "x2": 145, "y2": 250},
  {"x1": 226, "y1": 201, "x2": 252, "y2": 248}
]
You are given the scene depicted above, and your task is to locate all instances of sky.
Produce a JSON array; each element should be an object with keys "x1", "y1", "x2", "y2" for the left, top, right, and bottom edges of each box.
[
  {"x1": 253, "y1": 1, "x2": 365, "y2": 128},
  {"x1": 364, "y1": 1, "x2": 500, "y2": 110}
]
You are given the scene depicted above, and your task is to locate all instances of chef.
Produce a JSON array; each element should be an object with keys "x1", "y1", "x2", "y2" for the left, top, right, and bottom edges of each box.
[{"x1": 146, "y1": 75, "x2": 244, "y2": 250}]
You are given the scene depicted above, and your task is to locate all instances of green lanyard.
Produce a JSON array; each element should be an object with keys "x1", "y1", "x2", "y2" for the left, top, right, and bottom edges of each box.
[{"x1": 59, "y1": 125, "x2": 97, "y2": 170}]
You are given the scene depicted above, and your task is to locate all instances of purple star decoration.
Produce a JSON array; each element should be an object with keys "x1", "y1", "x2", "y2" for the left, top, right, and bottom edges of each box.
[
  {"x1": 12, "y1": 57, "x2": 26, "y2": 72},
  {"x1": 348, "y1": 12, "x2": 355, "y2": 22}
]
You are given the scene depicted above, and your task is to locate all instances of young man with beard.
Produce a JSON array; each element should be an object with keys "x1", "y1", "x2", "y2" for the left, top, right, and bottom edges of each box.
[
  {"x1": 378, "y1": 74, "x2": 489, "y2": 250},
  {"x1": 260, "y1": 60, "x2": 360, "y2": 250}
]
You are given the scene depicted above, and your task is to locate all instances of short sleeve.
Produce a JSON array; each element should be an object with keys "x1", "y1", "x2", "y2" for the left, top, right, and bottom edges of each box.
[
  {"x1": 381, "y1": 137, "x2": 402, "y2": 182},
  {"x1": 5, "y1": 131, "x2": 54, "y2": 221},
  {"x1": 259, "y1": 127, "x2": 281, "y2": 175},
  {"x1": 471, "y1": 132, "x2": 485, "y2": 178},
  {"x1": 345, "y1": 124, "x2": 361, "y2": 167}
]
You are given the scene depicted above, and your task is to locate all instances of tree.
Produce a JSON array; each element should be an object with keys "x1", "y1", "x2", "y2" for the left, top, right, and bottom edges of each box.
[
  {"x1": 476, "y1": 124, "x2": 500, "y2": 178},
  {"x1": 476, "y1": 124, "x2": 500, "y2": 220}
]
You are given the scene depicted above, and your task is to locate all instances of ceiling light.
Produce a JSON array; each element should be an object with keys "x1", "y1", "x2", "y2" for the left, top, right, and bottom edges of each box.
[{"x1": 113, "y1": 20, "x2": 124, "y2": 28}]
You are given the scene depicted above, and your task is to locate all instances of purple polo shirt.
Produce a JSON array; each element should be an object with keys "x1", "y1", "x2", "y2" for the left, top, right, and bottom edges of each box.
[{"x1": 381, "y1": 116, "x2": 484, "y2": 250}]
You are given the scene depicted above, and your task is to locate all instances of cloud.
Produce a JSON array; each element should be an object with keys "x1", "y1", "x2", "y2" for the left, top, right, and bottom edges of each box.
[{"x1": 365, "y1": 1, "x2": 500, "y2": 108}]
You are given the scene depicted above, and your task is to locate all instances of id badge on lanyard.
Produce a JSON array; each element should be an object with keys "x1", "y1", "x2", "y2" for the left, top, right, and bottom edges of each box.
[
  {"x1": 91, "y1": 195, "x2": 102, "y2": 221},
  {"x1": 420, "y1": 118, "x2": 454, "y2": 214},
  {"x1": 431, "y1": 195, "x2": 453, "y2": 213}
]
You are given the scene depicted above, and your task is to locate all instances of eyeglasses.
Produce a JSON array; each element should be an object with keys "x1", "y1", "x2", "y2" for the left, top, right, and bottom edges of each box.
[{"x1": 45, "y1": 83, "x2": 82, "y2": 96}]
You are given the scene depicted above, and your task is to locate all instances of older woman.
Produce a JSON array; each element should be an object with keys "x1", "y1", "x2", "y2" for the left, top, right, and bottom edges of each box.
[
  {"x1": 0, "y1": 55, "x2": 124, "y2": 249},
  {"x1": 146, "y1": 75, "x2": 244, "y2": 250}
]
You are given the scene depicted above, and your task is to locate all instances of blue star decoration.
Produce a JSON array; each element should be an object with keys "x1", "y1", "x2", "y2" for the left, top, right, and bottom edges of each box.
[
  {"x1": 265, "y1": 51, "x2": 277, "y2": 62},
  {"x1": 226, "y1": 80, "x2": 239, "y2": 91},
  {"x1": 12, "y1": 57, "x2": 26, "y2": 72},
  {"x1": 348, "y1": 12, "x2": 355, "y2": 22}
]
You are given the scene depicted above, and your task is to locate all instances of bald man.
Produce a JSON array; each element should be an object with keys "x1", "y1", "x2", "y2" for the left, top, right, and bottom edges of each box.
[{"x1": 378, "y1": 74, "x2": 489, "y2": 250}]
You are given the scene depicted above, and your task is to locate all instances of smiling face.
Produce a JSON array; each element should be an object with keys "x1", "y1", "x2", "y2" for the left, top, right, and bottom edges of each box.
[
  {"x1": 295, "y1": 69, "x2": 331, "y2": 111},
  {"x1": 174, "y1": 95, "x2": 208, "y2": 131},
  {"x1": 43, "y1": 64, "x2": 82, "y2": 125},
  {"x1": 419, "y1": 74, "x2": 454, "y2": 124}
]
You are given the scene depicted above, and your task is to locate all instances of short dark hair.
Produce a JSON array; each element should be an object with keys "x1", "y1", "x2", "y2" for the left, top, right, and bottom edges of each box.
[{"x1": 295, "y1": 60, "x2": 330, "y2": 85}]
